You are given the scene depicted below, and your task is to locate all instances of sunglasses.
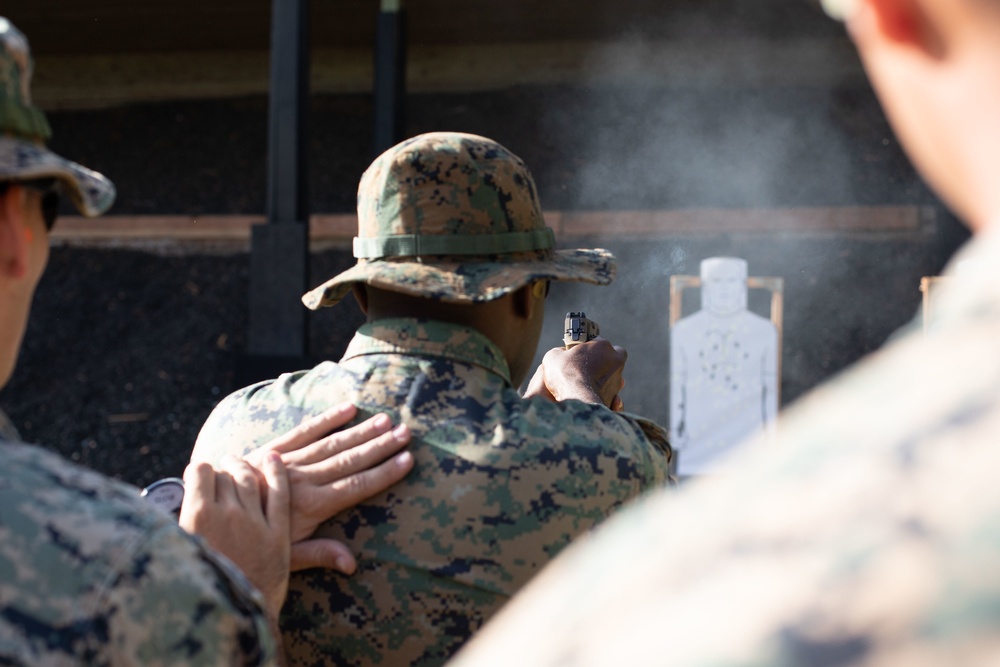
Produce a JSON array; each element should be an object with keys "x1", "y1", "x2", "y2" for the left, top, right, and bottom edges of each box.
[{"x1": 0, "y1": 178, "x2": 62, "y2": 232}]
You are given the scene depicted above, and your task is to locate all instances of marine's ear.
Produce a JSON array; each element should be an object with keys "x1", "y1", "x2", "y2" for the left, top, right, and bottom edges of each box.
[
  {"x1": 860, "y1": 0, "x2": 943, "y2": 57},
  {"x1": 0, "y1": 185, "x2": 28, "y2": 280}
]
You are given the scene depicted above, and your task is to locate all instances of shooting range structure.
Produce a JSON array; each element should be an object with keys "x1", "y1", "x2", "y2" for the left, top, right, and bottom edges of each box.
[{"x1": 243, "y1": 0, "x2": 408, "y2": 384}]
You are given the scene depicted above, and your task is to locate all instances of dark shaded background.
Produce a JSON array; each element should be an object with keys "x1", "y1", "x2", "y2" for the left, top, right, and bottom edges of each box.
[{"x1": 0, "y1": 85, "x2": 970, "y2": 487}]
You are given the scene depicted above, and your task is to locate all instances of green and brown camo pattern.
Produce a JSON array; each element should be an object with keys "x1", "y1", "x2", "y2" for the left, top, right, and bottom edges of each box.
[
  {"x1": 0, "y1": 17, "x2": 115, "y2": 217},
  {"x1": 303, "y1": 132, "x2": 615, "y2": 309},
  {"x1": 195, "y1": 318, "x2": 672, "y2": 667},
  {"x1": 0, "y1": 432, "x2": 276, "y2": 666}
]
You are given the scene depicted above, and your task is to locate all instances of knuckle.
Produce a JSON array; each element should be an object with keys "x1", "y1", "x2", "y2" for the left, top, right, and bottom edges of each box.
[
  {"x1": 228, "y1": 461, "x2": 254, "y2": 481},
  {"x1": 359, "y1": 414, "x2": 390, "y2": 440},
  {"x1": 340, "y1": 473, "x2": 369, "y2": 498},
  {"x1": 183, "y1": 461, "x2": 213, "y2": 485},
  {"x1": 289, "y1": 420, "x2": 311, "y2": 442},
  {"x1": 188, "y1": 461, "x2": 213, "y2": 476},
  {"x1": 286, "y1": 467, "x2": 305, "y2": 486},
  {"x1": 296, "y1": 492, "x2": 323, "y2": 518},
  {"x1": 542, "y1": 347, "x2": 562, "y2": 362},
  {"x1": 320, "y1": 433, "x2": 347, "y2": 457},
  {"x1": 290, "y1": 422, "x2": 310, "y2": 441},
  {"x1": 339, "y1": 447, "x2": 366, "y2": 473}
]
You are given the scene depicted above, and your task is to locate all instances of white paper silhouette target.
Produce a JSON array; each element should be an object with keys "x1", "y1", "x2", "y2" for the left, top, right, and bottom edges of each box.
[{"x1": 670, "y1": 258, "x2": 778, "y2": 475}]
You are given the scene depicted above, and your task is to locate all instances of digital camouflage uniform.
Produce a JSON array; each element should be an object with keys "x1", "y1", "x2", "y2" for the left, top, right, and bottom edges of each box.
[
  {"x1": 0, "y1": 415, "x2": 277, "y2": 666},
  {"x1": 448, "y1": 228, "x2": 1000, "y2": 667},
  {"x1": 198, "y1": 319, "x2": 669, "y2": 666},
  {"x1": 195, "y1": 132, "x2": 672, "y2": 666},
  {"x1": 0, "y1": 18, "x2": 276, "y2": 667}
]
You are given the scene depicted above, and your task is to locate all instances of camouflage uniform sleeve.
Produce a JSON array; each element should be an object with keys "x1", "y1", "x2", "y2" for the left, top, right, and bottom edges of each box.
[
  {"x1": 97, "y1": 524, "x2": 278, "y2": 667},
  {"x1": 519, "y1": 396, "x2": 673, "y2": 503},
  {"x1": 617, "y1": 412, "x2": 674, "y2": 478},
  {"x1": 0, "y1": 440, "x2": 277, "y2": 667},
  {"x1": 567, "y1": 402, "x2": 673, "y2": 489},
  {"x1": 193, "y1": 383, "x2": 275, "y2": 464}
]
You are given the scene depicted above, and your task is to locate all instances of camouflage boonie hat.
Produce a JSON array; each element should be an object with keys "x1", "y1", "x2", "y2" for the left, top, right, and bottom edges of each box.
[
  {"x1": 303, "y1": 132, "x2": 615, "y2": 308},
  {"x1": 0, "y1": 17, "x2": 115, "y2": 216}
]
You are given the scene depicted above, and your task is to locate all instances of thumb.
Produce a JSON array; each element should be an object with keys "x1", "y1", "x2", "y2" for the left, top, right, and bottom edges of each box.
[
  {"x1": 290, "y1": 539, "x2": 358, "y2": 575},
  {"x1": 523, "y1": 365, "x2": 555, "y2": 401}
]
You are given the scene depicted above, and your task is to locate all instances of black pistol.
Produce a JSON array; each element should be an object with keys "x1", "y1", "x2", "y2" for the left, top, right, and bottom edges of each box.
[{"x1": 564, "y1": 312, "x2": 599, "y2": 348}]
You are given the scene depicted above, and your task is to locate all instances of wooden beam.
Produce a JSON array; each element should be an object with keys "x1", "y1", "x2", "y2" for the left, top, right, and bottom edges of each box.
[
  {"x1": 547, "y1": 206, "x2": 928, "y2": 236},
  {"x1": 48, "y1": 206, "x2": 931, "y2": 250},
  {"x1": 33, "y1": 38, "x2": 864, "y2": 110}
]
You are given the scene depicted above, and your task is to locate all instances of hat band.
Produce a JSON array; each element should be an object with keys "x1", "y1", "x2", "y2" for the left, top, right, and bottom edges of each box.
[
  {"x1": 0, "y1": 99, "x2": 52, "y2": 141},
  {"x1": 354, "y1": 227, "x2": 555, "y2": 259}
]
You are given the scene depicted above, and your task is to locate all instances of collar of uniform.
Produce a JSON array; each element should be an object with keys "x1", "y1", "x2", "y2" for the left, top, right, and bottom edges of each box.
[
  {"x1": 0, "y1": 407, "x2": 21, "y2": 442},
  {"x1": 343, "y1": 318, "x2": 512, "y2": 385},
  {"x1": 928, "y1": 225, "x2": 1000, "y2": 327}
]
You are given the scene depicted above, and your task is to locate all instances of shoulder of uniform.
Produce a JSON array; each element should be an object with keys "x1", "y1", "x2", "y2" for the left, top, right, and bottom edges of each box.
[{"x1": 100, "y1": 524, "x2": 277, "y2": 666}]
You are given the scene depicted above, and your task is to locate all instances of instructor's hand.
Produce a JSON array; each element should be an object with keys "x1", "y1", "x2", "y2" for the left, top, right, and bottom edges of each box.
[
  {"x1": 244, "y1": 403, "x2": 414, "y2": 573},
  {"x1": 180, "y1": 452, "x2": 291, "y2": 620}
]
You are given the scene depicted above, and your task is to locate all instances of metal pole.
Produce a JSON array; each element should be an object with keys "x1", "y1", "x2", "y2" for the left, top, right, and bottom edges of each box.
[
  {"x1": 373, "y1": 0, "x2": 406, "y2": 157},
  {"x1": 249, "y1": 0, "x2": 310, "y2": 358}
]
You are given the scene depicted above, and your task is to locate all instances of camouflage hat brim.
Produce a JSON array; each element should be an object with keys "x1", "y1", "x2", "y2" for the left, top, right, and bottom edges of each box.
[
  {"x1": 0, "y1": 137, "x2": 115, "y2": 217},
  {"x1": 302, "y1": 247, "x2": 616, "y2": 309}
]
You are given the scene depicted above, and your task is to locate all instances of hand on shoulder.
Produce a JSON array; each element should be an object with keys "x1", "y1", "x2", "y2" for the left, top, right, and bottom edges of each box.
[{"x1": 180, "y1": 403, "x2": 416, "y2": 618}]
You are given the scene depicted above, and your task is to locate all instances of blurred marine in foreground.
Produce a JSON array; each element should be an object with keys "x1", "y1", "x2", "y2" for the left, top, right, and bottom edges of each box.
[
  {"x1": 448, "y1": 0, "x2": 1000, "y2": 664},
  {"x1": 193, "y1": 132, "x2": 672, "y2": 666},
  {"x1": 0, "y1": 17, "x2": 414, "y2": 665}
]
